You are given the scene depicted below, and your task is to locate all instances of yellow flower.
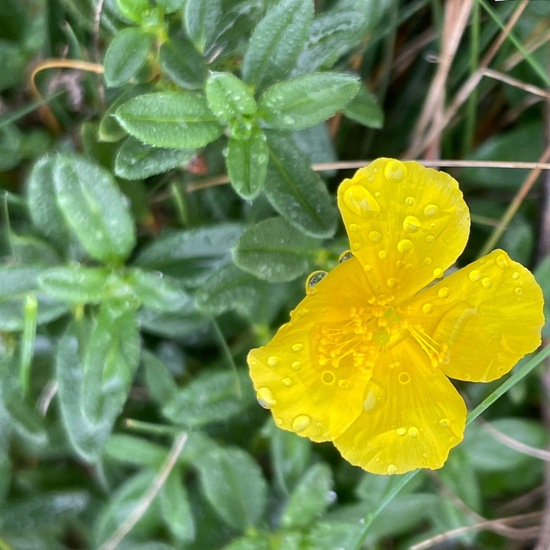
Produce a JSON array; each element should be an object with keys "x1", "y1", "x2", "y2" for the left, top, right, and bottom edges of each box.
[{"x1": 248, "y1": 158, "x2": 544, "y2": 475}]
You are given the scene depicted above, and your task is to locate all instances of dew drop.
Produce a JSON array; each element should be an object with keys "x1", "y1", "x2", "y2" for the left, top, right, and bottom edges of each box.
[
  {"x1": 291, "y1": 361, "x2": 301, "y2": 371},
  {"x1": 423, "y1": 257, "x2": 432, "y2": 265},
  {"x1": 512, "y1": 271, "x2": 520, "y2": 280},
  {"x1": 424, "y1": 204, "x2": 439, "y2": 217},
  {"x1": 438, "y1": 287, "x2": 449, "y2": 299},
  {"x1": 344, "y1": 185, "x2": 381, "y2": 215},
  {"x1": 403, "y1": 215, "x2": 421, "y2": 233},
  {"x1": 389, "y1": 361, "x2": 400, "y2": 369},
  {"x1": 292, "y1": 414, "x2": 311, "y2": 432},
  {"x1": 384, "y1": 159, "x2": 407, "y2": 181},
  {"x1": 408, "y1": 427, "x2": 419, "y2": 438},
  {"x1": 481, "y1": 277, "x2": 492, "y2": 288},
  {"x1": 267, "y1": 356, "x2": 278, "y2": 368},
  {"x1": 398, "y1": 372, "x2": 411, "y2": 385},
  {"x1": 257, "y1": 387, "x2": 276, "y2": 409},
  {"x1": 275, "y1": 417, "x2": 283, "y2": 426},
  {"x1": 433, "y1": 268, "x2": 444, "y2": 279},
  {"x1": 469, "y1": 269, "x2": 481, "y2": 282},
  {"x1": 321, "y1": 371, "x2": 335, "y2": 385},
  {"x1": 496, "y1": 253, "x2": 509, "y2": 268},
  {"x1": 387, "y1": 464, "x2": 398, "y2": 475},
  {"x1": 396, "y1": 427, "x2": 407, "y2": 436},
  {"x1": 349, "y1": 223, "x2": 359, "y2": 232},
  {"x1": 282, "y1": 377, "x2": 292, "y2": 387},
  {"x1": 426, "y1": 235, "x2": 435, "y2": 243},
  {"x1": 397, "y1": 239, "x2": 413, "y2": 253},
  {"x1": 422, "y1": 303, "x2": 433, "y2": 314},
  {"x1": 387, "y1": 277, "x2": 398, "y2": 288},
  {"x1": 515, "y1": 287, "x2": 523, "y2": 296},
  {"x1": 405, "y1": 196, "x2": 415, "y2": 206},
  {"x1": 352, "y1": 242, "x2": 361, "y2": 251},
  {"x1": 363, "y1": 264, "x2": 373, "y2": 272},
  {"x1": 439, "y1": 418, "x2": 450, "y2": 427},
  {"x1": 369, "y1": 230, "x2": 382, "y2": 243},
  {"x1": 338, "y1": 378, "x2": 353, "y2": 390},
  {"x1": 378, "y1": 250, "x2": 388, "y2": 260},
  {"x1": 306, "y1": 270, "x2": 327, "y2": 293},
  {"x1": 292, "y1": 343, "x2": 304, "y2": 352},
  {"x1": 339, "y1": 250, "x2": 354, "y2": 263}
]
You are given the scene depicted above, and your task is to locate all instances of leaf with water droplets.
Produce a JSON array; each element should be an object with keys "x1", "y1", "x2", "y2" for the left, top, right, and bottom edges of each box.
[
  {"x1": 159, "y1": 37, "x2": 207, "y2": 90},
  {"x1": 205, "y1": 71, "x2": 257, "y2": 123},
  {"x1": 184, "y1": 0, "x2": 222, "y2": 53},
  {"x1": 264, "y1": 131, "x2": 337, "y2": 238},
  {"x1": 53, "y1": 154, "x2": 136, "y2": 263},
  {"x1": 115, "y1": 137, "x2": 196, "y2": 180},
  {"x1": 259, "y1": 72, "x2": 360, "y2": 131},
  {"x1": 115, "y1": 92, "x2": 223, "y2": 149},
  {"x1": 242, "y1": 0, "x2": 314, "y2": 90},
  {"x1": 38, "y1": 266, "x2": 113, "y2": 303},
  {"x1": 232, "y1": 217, "x2": 321, "y2": 283},
  {"x1": 227, "y1": 128, "x2": 268, "y2": 199},
  {"x1": 344, "y1": 85, "x2": 384, "y2": 129}
]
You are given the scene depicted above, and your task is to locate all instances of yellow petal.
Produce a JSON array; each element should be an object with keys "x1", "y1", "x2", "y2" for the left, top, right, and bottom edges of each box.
[
  {"x1": 248, "y1": 256, "x2": 377, "y2": 442},
  {"x1": 406, "y1": 249, "x2": 544, "y2": 382},
  {"x1": 333, "y1": 337, "x2": 466, "y2": 474},
  {"x1": 337, "y1": 158, "x2": 470, "y2": 301}
]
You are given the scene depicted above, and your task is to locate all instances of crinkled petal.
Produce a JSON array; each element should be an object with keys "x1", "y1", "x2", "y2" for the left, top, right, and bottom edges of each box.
[
  {"x1": 248, "y1": 257, "x2": 377, "y2": 442},
  {"x1": 337, "y1": 158, "x2": 470, "y2": 302},
  {"x1": 406, "y1": 249, "x2": 544, "y2": 382},
  {"x1": 333, "y1": 338, "x2": 466, "y2": 475}
]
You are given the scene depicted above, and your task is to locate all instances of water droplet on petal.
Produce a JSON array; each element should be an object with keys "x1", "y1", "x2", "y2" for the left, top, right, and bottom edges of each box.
[
  {"x1": 405, "y1": 196, "x2": 415, "y2": 206},
  {"x1": 426, "y1": 235, "x2": 435, "y2": 243},
  {"x1": 378, "y1": 250, "x2": 388, "y2": 260},
  {"x1": 387, "y1": 464, "x2": 398, "y2": 475},
  {"x1": 439, "y1": 418, "x2": 450, "y2": 427},
  {"x1": 438, "y1": 287, "x2": 450, "y2": 299},
  {"x1": 423, "y1": 257, "x2": 432, "y2": 265},
  {"x1": 344, "y1": 185, "x2": 381, "y2": 215},
  {"x1": 349, "y1": 223, "x2": 359, "y2": 232},
  {"x1": 321, "y1": 371, "x2": 335, "y2": 385},
  {"x1": 469, "y1": 269, "x2": 481, "y2": 281},
  {"x1": 512, "y1": 271, "x2": 520, "y2": 280},
  {"x1": 363, "y1": 383, "x2": 385, "y2": 412},
  {"x1": 339, "y1": 250, "x2": 353, "y2": 263},
  {"x1": 384, "y1": 159, "x2": 407, "y2": 181},
  {"x1": 257, "y1": 387, "x2": 276, "y2": 409},
  {"x1": 267, "y1": 356, "x2": 278, "y2": 367},
  {"x1": 408, "y1": 427, "x2": 419, "y2": 438},
  {"x1": 398, "y1": 372, "x2": 411, "y2": 385},
  {"x1": 403, "y1": 215, "x2": 421, "y2": 233},
  {"x1": 369, "y1": 230, "x2": 382, "y2": 243},
  {"x1": 397, "y1": 239, "x2": 413, "y2": 253},
  {"x1": 496, "y1": 253, "x2": 509, "y2": 268},
  {"x1": 396, "y1": 427, "x2": 407, "y2": 436},
  {"x1": 306, "y1": 270, "x2": 327, "y2": 293},
  {"x1": 291, "y1": 361, "x2": 301, "y2": 371},
  {"x1": 422, "y1": 303, "x2": 433, "y2": 314},
  {"x1": 387, "y1": 277, "x2": 398, "y2": 288},
  {"x1": 424, "y1": 204, "x2": 439, "y2": 217},
  {"x1": 275, "y1": 417, "x2": 283, "y2": 426},
  {"x1": 292, "y1": 415, "x2": 311, "y2": 432},
  {"x1": 482, "y1": 277, "x2": 492, "y2": 288},
  {"x1": 292, "y1": 343, "x2": 304, "y2": 352},
  {"x1": 433, "y1": 268, "x2": 444, "y2": 279},
  {"x1": 515, "y1": 287, "x2": 523, "y2": 296},
  {"x1": 282, "y1": 377, "x2": 292, "y2": 387},
  {"x1": 352, "y1": 242, "x2": 361, "y2": 251}
]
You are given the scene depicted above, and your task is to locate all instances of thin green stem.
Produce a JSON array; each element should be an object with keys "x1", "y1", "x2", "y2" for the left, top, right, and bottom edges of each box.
[
  {"x1": 210, "y1": 315, "x2": 242, "y2": 399},
  {"x1": 19, "y1": 295, "x2": 38, "y2": 396}
]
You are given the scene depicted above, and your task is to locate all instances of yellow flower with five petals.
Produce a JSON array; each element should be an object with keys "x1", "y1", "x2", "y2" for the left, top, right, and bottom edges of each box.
[{"x1": 247, "y1": 158, "x2": 544, "y2": 475}]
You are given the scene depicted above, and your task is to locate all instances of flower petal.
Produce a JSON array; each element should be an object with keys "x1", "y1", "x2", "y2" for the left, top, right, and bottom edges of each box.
[
  {"x1": 337, "y1": 158, "x2": 470, "y2": 301},
  {"x1": 248, "y1": 256, "x2": 377, "y2": 442},
  {"x1": 405, "y1": 249, "x2": 544, "y2": 382},
  {"x1": 333, "y1": 337, "x2": 466, "y2": 474}
]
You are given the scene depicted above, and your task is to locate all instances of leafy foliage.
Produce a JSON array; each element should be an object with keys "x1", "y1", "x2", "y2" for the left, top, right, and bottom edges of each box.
[{"x1": 1, "y1": 0, "x2": 549, "y2": 548}]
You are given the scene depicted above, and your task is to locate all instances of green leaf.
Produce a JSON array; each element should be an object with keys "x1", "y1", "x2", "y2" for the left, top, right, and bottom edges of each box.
[
  {"x1": 160, "y1": 472, "x2": 195, "y2": 543},
  {"x1": 104, "y1": 434, "x2": 168, "y2": 467},
  {"x1": 195, "y1": 446, "x2": 267, "y2": 530},
  {"x1": 281, "y1": 463, "x2": 333, "y2": 528},
  {"x1": 205, "y1": 72, "x2": 256, "y2": 123},
  {"x1": 115, "y1": 0, "x2": 151, "y2": 23},
  {"x1": 265, "y1": 131, "x2": 337, "y2": 238},
  {"x1": 103, "y1": 28, "x2": 154, "y2": 87},
  {"x1": 9, "y1": 233, "x2": 60, "y2": 266},
  {"x1": 26, "y1": 155, "x2": 70, "y2": 248},
  {"x1": 115, "y1": 137, "x2": 195, "y2": 180},
  {"x1": 184, "y1": 0, "x2": 222, "y2": 53},
  {"x1": 126, "y1": 268, "x2": 193, "y2": 312},
  {"x1": 82, "y1": 303, "x2": 140, "y2": 431},
  {"x1": 162, "y1": 369, "x2": 254, "y2": 427},
  {"x1": 232, "y1": 217, "x2": 319, "y2": 282},
  {"x1": 0, "y1": 123, "x2": 22, "y2": 170},
  {"x1": 344, "y1": 85, "x2": 384, "y2": 129},
  {"x1": 227, "y1": 128, "x2": 268, "y2": 199},
  {"x1": 38, "y1": 266, "x2": 112, "y2": 303},
  {"x1": 115, "y1": 92, "x2": 223, "y2": 149},
  {"x1": 138, "y1": 308, "x2": 209, "y2": 339},
  {"x1": 134, "y1": 223, "x2": 243, "y2": 284},
  {"x1": 53, "y1": 154, "x2": 136, "y2": 263},
  {"x1": 155, "y1": 0, "x2": 184, "y2": 13},
  {"x1": 142, "y1": 350, "x2": 178, "y2": 403},
  {"x1": 259, "y1": 73, "x2": 359, "y2": 131},
  {"x1": 195, "y1": 263, "x2": 269, "y2": 317},
  {"x1": 159, "y1": 37, "x2": 207, "y2": 90},
  {"x1": 242, "y1": 0, "x2": 314, "y2": 90}
]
